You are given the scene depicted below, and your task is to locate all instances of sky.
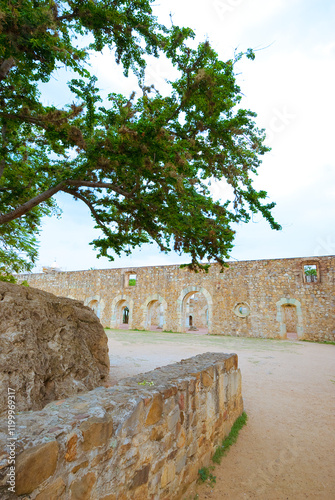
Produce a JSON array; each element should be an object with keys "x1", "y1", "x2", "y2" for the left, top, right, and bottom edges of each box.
[{"x1": 34, "y1": 0, "x2": 335, "y2": 272}]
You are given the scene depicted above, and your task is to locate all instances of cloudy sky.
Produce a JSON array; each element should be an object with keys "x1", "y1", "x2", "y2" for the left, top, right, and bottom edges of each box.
[{"x1": 35, "y1": 0, "x2": 335, "y2": 272}]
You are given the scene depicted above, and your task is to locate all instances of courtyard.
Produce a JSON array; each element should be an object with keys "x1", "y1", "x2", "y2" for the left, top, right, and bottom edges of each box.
[{"x1": 106, "y1": 330, "x2": 335, "y2": 500}]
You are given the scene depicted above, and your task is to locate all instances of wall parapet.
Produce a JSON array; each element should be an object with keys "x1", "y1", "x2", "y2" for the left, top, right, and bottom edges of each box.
[{"x1": 0, "y1": 353, "x2": 243, "y2": 499}]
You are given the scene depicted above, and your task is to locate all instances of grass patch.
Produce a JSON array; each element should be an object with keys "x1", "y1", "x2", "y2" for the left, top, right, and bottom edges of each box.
[
  {"x1": 212, "y1": 412, "x2": 248, "y2": 464},
  {"x1": 301, "y1": 339, "x2": 335, "y2": 345},
  {"x1": 197, "y1": 412, "x2": 248, "y2": 488},
  {"x1": 197, "y1": 466, "x2": 216, "y2": 486}
]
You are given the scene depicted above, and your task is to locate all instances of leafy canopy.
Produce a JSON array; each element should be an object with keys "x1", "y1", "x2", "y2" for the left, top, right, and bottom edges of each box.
[{"x1": 0, "y1": 0, "x2": 281, "y2": 275}]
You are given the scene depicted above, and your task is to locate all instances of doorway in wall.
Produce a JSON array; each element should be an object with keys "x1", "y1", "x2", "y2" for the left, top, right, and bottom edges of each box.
[
  {"x1": 113, "y1": 299, "x2": 130, "y2": 329},
  {"x1": 283, "y1": 304, "x2": 298, "y2": 340},
  {"x1": 183, "y1": 291, "x2": 209, "y2": 334},
  {"x1": 122, "y1": 306, "x2": 129, "y2": 325}
]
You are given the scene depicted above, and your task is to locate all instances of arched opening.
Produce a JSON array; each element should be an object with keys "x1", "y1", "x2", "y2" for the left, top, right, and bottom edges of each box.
[
  {"x1": 114, "y1": 299, "x2": 130, "y2": 329},
  {"x1": 87, "y1": 299, "x2": 100, "y2": 318},
  {"x1": 122, "y1": 306, "x2": 129, "y2": 325},
  {"x1": 146, "y1": 299, "x2": 164, "y2": 330},
  {"x1": 183, "y1": 291, "x2": 209, "y2": 334},
  {"x1": 282, "y1": 304, "x2": 298, "y2": 340},
  {"x1": 142, "y1": 295, "x2": 167, "y2": 331},
  {"x1": 110, "y1": 295, "x2": 134, "y2": 330}
]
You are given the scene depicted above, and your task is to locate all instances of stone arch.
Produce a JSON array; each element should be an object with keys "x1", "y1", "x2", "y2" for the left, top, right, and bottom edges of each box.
[
  {"x1": 141, "y1": 294, "x2": 168, "y2": 330},
  {"x1": 84, "y1": 295, "x2": 104, "y2": 319},
  {"x1": 276, "y1": 298, "x2": 304, "y2": 339},
  {"x1": 110, "y1": 295, "x2": 134, "y2": 329},
  {"x1": 177, "y1": 286, "x2": 213, "y2": 333}
]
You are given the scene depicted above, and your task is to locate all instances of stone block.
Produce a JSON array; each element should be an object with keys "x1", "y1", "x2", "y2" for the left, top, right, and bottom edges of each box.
[
  {"x1": 152, "y1": 458, "x2": 165, "y2": 474},
  {"x1": 129, "y1": 464, "x2": 150, "y2": 489},
  {"x1": 175, "y1": 450, "x2": 187, "y2": 474},
  {"x1": 80, "y1": 417, "x2": 113, "y2": 451},
  {"x1": 35, "y1": 477, "x2": 66, "y2": 500},
  {"x1": 202, "y1": 370, "x2": 214, "y2": 388},
  {"x1": 123, "y1": 446, "x2": 139, "y2": 468},
  {"x1": 182, "y1": 462, "x2": 199, "y2": 484},
  {"x1": 71, "y1": 460, "x2": 89, "y2": 474},
  {"x1": 70, "y1": 472, "x2": 96, "y2": 500},
  {"x1": 124, "y1": 400, "x2": 145, "y2": 436},
  {"x1": 178, "y1": 392, "x2": 185, "y2": 410},
  {"x1": 224, "y1": 355, "x2": 238, "y2": 371},
  {"x1": 177, "y1": 427, "x2": 186, "y2": 448},
  {"x1": 65, "y1": 433, "x2": 78, "y2": 462},
  {"x1": 133, "y1": 484, "x2": 149, "y2": 499},
  {"x1": 160, "y1": 461, "x2": 175, "y2": 489},
  {"x1": 167, "y1": 406, "x2": 180, "y2": 431},
  {"x1": 91, "y1": 448, "x2": 114, "y2": 467},
  {"x1": 150, "y1": 425, "x2": 165, "y2": 442},
  {"x1": 15, "y1": 441, "x2": 59, "y2": 495},
  {"x1": 162, "y1": 386, "x2": 178, "y2": 399},
  {"x1": 145, "y1": 394, "x2": 163, "y2": 426}
]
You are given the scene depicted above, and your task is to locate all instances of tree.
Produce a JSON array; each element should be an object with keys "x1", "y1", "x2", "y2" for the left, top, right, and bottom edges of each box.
[
  {"x1": 0, "y1": 0, "x2": 281, "y2": 276},
  {"x1": 304, "y1": 266, "x2": 317, "y2": 276}
]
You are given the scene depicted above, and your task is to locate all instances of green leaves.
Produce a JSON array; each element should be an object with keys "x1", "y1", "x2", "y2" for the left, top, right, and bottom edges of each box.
[{"x1": 0, "y1": 0, "x2": 280, "y2": 273}]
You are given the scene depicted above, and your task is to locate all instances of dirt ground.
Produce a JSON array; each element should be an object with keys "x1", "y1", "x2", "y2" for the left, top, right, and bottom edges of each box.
[{"x1": 106, "y1": 330, "x2": 335, "y2": 500}]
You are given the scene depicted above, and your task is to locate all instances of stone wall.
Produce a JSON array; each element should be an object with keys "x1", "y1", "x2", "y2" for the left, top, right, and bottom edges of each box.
[
  {"x1": 0, "y1": 353, "x2": 243, "y2": 499},
  {"x1": 18, "y1": 256, "x2": 335, "y2": 341}
]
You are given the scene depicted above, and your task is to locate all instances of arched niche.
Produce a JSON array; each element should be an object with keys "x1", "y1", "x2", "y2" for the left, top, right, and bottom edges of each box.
[
  {"x1": 84, "y1": 295, "x2": 104, "y2": 319},
  {"x1": 276, "y1": 298, "x2": 304, "y2": 339},
  {"x1": 141, "y1": 294, "x2": 168, "y2": 330}
]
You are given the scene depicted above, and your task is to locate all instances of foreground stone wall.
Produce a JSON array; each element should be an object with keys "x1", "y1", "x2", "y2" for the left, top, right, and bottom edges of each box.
[
  {"x1": 0, "y1": 353, "x2": 243, "y2": 499},
  {"x1": 19, "y1": 255, "x2": 335, "y2": 341}
]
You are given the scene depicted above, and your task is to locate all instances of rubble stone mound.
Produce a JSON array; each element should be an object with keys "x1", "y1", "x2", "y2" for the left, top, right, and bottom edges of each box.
[{"x1": 0, "y1": 282, "x2": 110, "y2": 414}]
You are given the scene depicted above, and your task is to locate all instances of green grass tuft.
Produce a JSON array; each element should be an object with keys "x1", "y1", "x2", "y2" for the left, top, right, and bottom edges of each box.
[
  {"x1": 197, "y1": 466, "x2": 216, "y2": 485},
  {"x1": 212, "y1": 411, "x2": 248, "y2": 464},
  {"x1": 301, "y1": 339, "x2": 335, "y2": 345}
]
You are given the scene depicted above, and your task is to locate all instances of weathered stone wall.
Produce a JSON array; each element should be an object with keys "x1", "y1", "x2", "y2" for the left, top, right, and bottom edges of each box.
[
  {"x1": 0, "y1": 282, "x2": 110, "y2": 414},
  {"x1": 0, "y1": 353, "x2": 243, "y2": 499},
  {"x1": 18, "y1": 256, "x2": 335, "y2": 341}
]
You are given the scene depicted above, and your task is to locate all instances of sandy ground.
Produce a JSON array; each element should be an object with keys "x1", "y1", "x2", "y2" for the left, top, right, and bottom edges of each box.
[{"x1": 105, "y1": 330, "x2": 335, "y2": 500}]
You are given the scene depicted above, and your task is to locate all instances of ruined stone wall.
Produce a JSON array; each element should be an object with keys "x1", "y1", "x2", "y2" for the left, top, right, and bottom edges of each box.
[
  {"x1": 18, "y1": 256, "x2": 335, "y2": 341},
  {"x1": 0, "y1": 353, "x2": 243, "y2": 499}
]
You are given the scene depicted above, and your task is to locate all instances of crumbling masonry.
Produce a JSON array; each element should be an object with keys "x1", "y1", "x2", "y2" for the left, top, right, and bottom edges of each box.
[{"x1": 19, "y1": 255, "x2": 335, "y2": 341}]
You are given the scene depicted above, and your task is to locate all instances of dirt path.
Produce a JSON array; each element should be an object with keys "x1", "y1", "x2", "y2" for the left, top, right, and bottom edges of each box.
[{"x1": 106, "y1": 330, "x2": 335, "y2": 500}]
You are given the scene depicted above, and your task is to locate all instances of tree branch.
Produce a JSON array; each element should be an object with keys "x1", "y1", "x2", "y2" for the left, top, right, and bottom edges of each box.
[
  {"x1": 1, "y1": 113, "x2": 65, "y2": 127},
  {"x1": 0, "y1": 57, "x2": 16, "y2": 81},
  {"x1": 0, "y1": 182, "x2": 66, "y2": 224},
  {"x1": 67, "y1": 179, "x2": 134, "y2": 198},
  {"x1": 0, "y1": 176, "x2": 140, "y2": 225},
  {"x1": 0, "y1": 123, "x2": 7, "y2": 179},
  {"x1": 62, "y1": 187, "x2": 108, "y2": 232}
]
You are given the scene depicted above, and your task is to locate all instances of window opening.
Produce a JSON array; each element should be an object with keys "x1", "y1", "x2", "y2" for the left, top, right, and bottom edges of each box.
[
  {"x1": 128, "y1": 274, "x2": 137, "y2": 286},
  {"x1": 303, "y1": 265, "x2": 318, "y2": 283},
  {"x1": 233, "y1": 302, "x2": 250, "y2": 318}
]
